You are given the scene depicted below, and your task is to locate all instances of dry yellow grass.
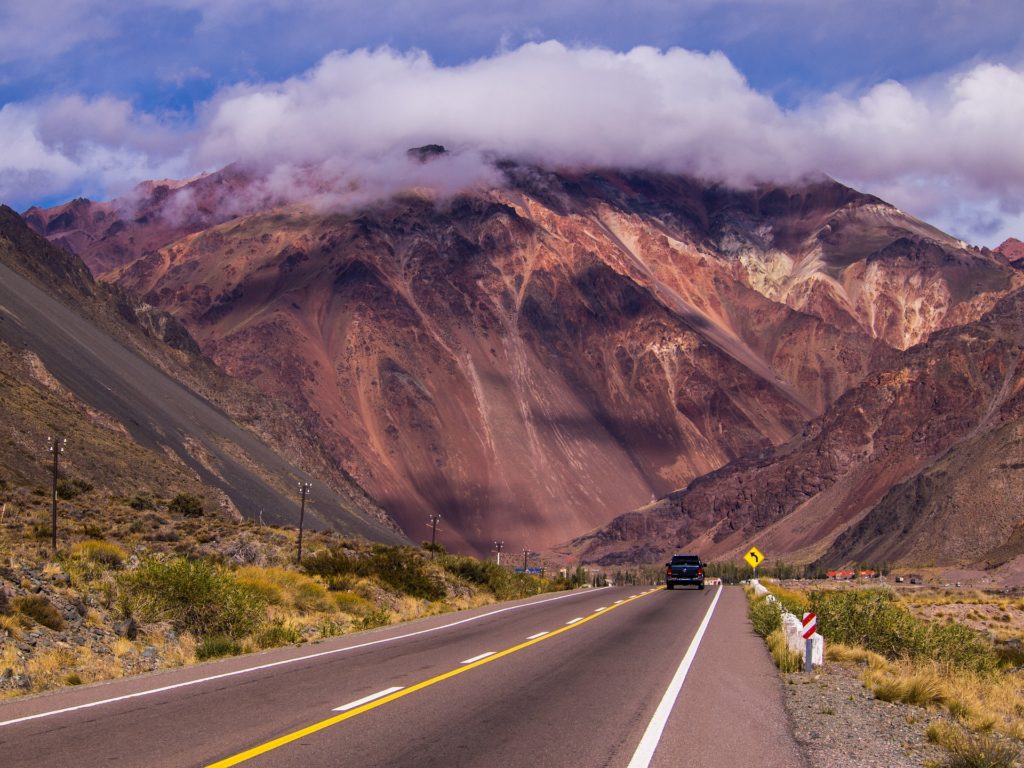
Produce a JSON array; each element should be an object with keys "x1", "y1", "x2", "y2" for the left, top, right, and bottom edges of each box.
[
  {"x1": 235, "y1": 566, "x2": 332, "y2": 613},
  {"x1": 111, "y1": 637, "x2": 134, "y2": 658},
  {"x1": 0, "y1": 614, "x2": 22, "y2": 638},
  {"x1": 24, "y1": 647, "x2": 79, "y2": 692},
  {"x1": 767, "y1": 628, "x2": 803, "y2": 673},
  {"x1": 154, "y1": 633, "x2": 197, "y2": 668},
  {"x1": 926, "y1": 720, "x2": 1021, "y2": 767},
  {"x1": 858, "y1": 655, "x2": 1024, "y2": 739},
  {"x1": 760, "y1": 580, "x2": 810, "y2": 613},
  {"x1": 825, "y1": 642, "x2": 888, "y2": 669}
]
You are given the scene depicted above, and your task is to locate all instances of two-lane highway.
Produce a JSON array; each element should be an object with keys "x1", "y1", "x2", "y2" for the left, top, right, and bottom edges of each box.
[{"x1": 0, "y1": 585, "x2": 804, "y2": 767}]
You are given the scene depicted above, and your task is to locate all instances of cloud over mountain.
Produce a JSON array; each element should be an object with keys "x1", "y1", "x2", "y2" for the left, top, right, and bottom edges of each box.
[{"x1": 2, "y1": 42, "x2": 1024, "y2": 243}]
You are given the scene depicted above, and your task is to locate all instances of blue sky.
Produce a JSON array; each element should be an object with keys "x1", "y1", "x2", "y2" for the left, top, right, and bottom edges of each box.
[{"x1": 1, "y1": 1, "x2": 1023, "y2": 244}]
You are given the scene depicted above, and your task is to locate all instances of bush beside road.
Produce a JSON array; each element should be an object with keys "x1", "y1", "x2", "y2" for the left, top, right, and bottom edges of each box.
[
  {"x1": 746, "y1": 579, "x2": 1024, "y2": 768},
  {"x1": 0, "y1": 487, "x2": 566, "y2": 699}
]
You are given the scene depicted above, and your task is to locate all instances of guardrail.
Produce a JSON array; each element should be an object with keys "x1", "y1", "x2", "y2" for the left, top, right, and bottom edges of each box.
[{"x1": 750, "y1": 579, "x2": 823, "y2": 670}]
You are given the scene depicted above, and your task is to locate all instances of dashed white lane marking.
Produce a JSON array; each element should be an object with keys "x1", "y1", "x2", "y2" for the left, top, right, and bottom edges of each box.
[
  {"x1": 565, "y1": 617, "x2": 584, "y2": 625},
  {"x1": 333, "y1": 687, "x2": 404, "y2": 712},
  {"x1": 629, "y1": 594, "x2": 638, "y2": 598},
  {"x1": 0, "y1": 587, "x2": 611, "y2": 729},
  {"x1": 626, "y1": 586, "x2": 723, "y2": 768},
  {"x1": 613, "y1": 600, "x2": 624, "y2": 605},
  {"x1": 594, "y1": 607, "x2": 607, "y2": 612},
  {"x1": 461, "y1": 652, "x2": 497, "y2": 665},
  {"x1": 526, "y1": 632, "x2": 549, "y2": 640}
]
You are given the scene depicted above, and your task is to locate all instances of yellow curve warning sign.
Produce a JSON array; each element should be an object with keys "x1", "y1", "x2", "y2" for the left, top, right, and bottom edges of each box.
[{"x1": 744, "y1": 546, "x2": 764, "y2": 569}]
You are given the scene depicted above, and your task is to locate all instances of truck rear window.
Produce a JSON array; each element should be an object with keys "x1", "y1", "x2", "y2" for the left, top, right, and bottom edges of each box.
[{"x1": 670, "y1": 556, "x2": 701, "y2": 565}]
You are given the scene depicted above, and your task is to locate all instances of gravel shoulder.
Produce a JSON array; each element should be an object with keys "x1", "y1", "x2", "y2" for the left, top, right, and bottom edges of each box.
[{"x1": 781, "y1": 660, "x2": 947, "y2": 768}]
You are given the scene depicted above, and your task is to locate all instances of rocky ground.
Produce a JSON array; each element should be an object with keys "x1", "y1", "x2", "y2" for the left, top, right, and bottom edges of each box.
[
  {"x1": 783, "y1": 662, "x2": 948, "y2": 768},
  {"x1": 0, "y1": 558, "x2": 181, "y2": 694}
]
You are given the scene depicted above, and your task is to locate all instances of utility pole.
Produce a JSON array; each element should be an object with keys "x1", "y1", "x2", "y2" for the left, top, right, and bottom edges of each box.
[
  {"x1": 493, "y1": 540, "x2": 504, "y2": 566},
  {"x1": 427, "y1": 513, "x2": 441, "y2": 560},
  {"x1": 47, "y1": 437, "x2": 65, "y2": 552},
  {"x1": 297, "y1": 482, "x2": 311, "y2": 564},
  {"x1": 522, "y1": 547, "x2": 531, "y2": 571}
]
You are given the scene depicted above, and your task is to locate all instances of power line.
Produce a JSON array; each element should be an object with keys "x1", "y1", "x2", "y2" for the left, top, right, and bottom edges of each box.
[
  {"x1": 427, "y1": 514, "x2": 442, "y2": 560},
  {"x1": 297, "y1": 482, "x2": 311, "y2": 564},
  {"x1": 47, "y1": 436, "x2": 65, "y2": 551}
]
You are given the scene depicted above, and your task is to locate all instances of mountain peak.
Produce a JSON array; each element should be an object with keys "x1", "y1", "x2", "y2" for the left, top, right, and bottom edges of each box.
[
  {"x1": 996, "y1": 237, "x2": 1024, "y2": 264},
  {"x1": 407, "y1": 144, "x2": 449, "y2": 162}
]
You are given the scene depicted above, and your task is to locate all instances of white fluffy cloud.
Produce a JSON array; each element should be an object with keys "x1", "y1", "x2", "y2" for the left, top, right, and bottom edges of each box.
[
  {"x1": 0, "y1": 96, "x2": 189, "y2": 205},
  {"x1": 195, "y1": 44, "x2": 810, "y2": 184},
  {"x1": 2, "y1": 42, "x2": 1024, "y2": 244}
]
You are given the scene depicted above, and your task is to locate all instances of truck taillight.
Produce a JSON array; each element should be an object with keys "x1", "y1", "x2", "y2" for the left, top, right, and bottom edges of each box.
[
  {"x1": 697, "y1": 568, "x2": 704, "y2": 576},
  {"x1": 665, "y1": 566, "x2": 672, "y2": 575}
]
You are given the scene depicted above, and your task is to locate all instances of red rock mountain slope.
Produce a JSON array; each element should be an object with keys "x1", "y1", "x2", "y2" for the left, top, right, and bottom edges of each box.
[
  {"x1": 567, "y1": 287, "x2": 1024, "y2": 568},
  {"x1": 997, "y1": 237, "x2": 1024, "y2": 265},
  {"x1": 26, "y1": 164, "x2": 1021, "y2": 555}
]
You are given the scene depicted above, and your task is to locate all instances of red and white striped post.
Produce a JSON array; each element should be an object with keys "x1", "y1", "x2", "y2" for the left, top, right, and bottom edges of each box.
[{"x1": 801, "y1": 612, "x2": 817, "y2": 673}]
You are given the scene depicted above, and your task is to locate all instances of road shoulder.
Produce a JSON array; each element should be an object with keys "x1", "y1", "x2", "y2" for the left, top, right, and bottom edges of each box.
[{"x1": 649, "y1": 585, "x2": 806, "y2": 767}]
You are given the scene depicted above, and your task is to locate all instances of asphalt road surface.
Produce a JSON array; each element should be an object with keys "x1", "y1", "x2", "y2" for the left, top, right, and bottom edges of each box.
[{"x1": 0, "y1": 586, "x2": 804, "y2": 767}]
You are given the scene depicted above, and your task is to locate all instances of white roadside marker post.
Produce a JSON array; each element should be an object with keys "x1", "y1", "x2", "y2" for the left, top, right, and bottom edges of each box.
[{"x1": 802, "y1": 612, "x2": 817, "y2": 673}]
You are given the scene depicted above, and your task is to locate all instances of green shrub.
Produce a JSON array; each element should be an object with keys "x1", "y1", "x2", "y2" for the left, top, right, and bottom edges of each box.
[
  {"x1": 195, "y1": 635, "x2": 243, "y2": 660},
  {"x1": 30, "y1": 523, "x2": 52, "y2": 540},
  {"x1": 305, "y1": 546, "x2": 446, "y2": 602},
  {"x1": 441, "y1": 555, "x2": 549, "y2": 600},
  {"x1": 129, "y1": 495, "x2": 155, "y2": 511},
  {"x1": 749, "y1": 595, "x2": 782, "y2": 637},
  {"x1": 235, "y1": 567, "x2": 332, "y2": 612},
  {"x1": 363, "y1": 547, "x2": 445, "y2": 600},
  {"x1": 64, "y1": 673, "x2": 82, "y2": 686},
  {"x1": 360, "y1": 609, "x2": 391, "y2": 629},
  {"x1": 13, "y1": 595, "x2": 64, "y2": 630},
  {"x1": 761, "y1": 582, "x2": 810, "y2": 616},
  {"x1": 56, "y1": 478, "x2": 92, "y2": 500},
  {"x1": 810, "y1": 589, "x2": 999, "y2": 674},
  {"x1": 71, "y1": 540, "x2": 128, "y2": 568},
  {"x1": 118, "y1": 558, "x2": 265, "y2": 638},
  {"x1": 940, "y1": 730, "x2": 1021, "y2": 768},
  {"x1": 331, "y1": 590, "x2": 375, "y2": 615},
  {"x1": 81, "y1": 523, "x2": 106, "y2": 539},
  {"x1": 168, "y1": 494, "x2": 204, "y2": 518},
  {"x1": 303, "y1": 549, "x2": 357, "y2": 578},
  {"x1": 254, "y1": 622, "x2": 302, "y2": 649}
]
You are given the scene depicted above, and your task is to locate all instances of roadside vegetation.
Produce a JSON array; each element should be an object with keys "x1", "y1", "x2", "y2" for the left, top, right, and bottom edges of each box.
[
  {"x1": 0, "y1": 481, "x2": 570, "y2": 700},
  {"x1": 747, "y1": 579, "x2": 1024, "y2": 767}
]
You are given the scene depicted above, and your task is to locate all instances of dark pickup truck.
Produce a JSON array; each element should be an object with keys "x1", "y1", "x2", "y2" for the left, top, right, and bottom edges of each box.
[{"x1": 665, "y1": 554, "x2": 705, "y2": 590}]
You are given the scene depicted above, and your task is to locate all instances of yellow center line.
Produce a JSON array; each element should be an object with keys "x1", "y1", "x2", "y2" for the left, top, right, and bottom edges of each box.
[{"x1": 206, "y1": 589, "x2": 661, "y2": 767}]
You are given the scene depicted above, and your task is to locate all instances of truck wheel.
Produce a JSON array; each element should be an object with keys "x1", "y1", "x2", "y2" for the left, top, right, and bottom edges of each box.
[
  {"x1": 698, "y1": 583, "x2": 705, "y2": 590},
  {"x1": 666, "y1": 584, "x2": 674, "y2": 590}
]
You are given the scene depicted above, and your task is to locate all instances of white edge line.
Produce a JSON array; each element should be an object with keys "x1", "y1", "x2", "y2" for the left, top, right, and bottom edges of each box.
[
  {"x1": 460, "y1": 651, "x2": 496, "y2": 665},
  {"x1": 566, "y1": 617, "x2": 584, "y2": 625},
  {"x1": 626, "y1": 585, "x2": 723, "y2": 768},
  {"x1": 0, "y1": 587, "x2": 612, "y2": 728},
  {"x1": 526, "y1": 632, "x2": 548, "y2": 640},
  {"x1": 333, "y1": 686, "x2": 404, "y2": 712}
]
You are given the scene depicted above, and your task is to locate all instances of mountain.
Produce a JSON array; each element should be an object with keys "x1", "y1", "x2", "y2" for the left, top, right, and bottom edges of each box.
[
  {"x1": 565, "y1": 286, "x2": 1024, "y2": 568},
  {"x1": 997, "y1": 237, "x2": 1024, "y2": 266},
  {"x1": 23, "y1": 162, "x2": 1021, "y2": 555},
  {"x1": 0, "y1": 206, "x2": 404, "y2": 543}
]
